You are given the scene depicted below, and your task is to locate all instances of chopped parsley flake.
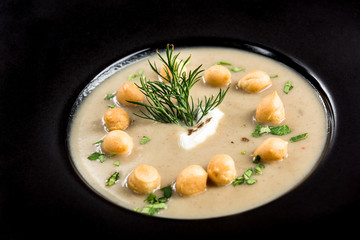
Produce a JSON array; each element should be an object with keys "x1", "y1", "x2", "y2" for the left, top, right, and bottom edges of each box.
[
  {"x1": 140, "y1": 203, "x2": 167, "y2": 215},
  {"x1": 217, "y1": 61, "x2": 232, "y2": 65},
  {"x1": 290, "y1": 133, "x2": 308, "y2": 142},
  {"x1": 104, "y1": 93, "x2": 115, "y2": 100},
  {"x1": 216, "y1": 61, "x2": 245, "y2": 72},
  {"x1": 88, "y1": 152, "x2": 103, "y2": 161},
  {"x1": 106, "y1": 172, "x2": 119, "y2": 186},
  {"x1": 140, "y1": 136, "x2": 151, "y2": 144},
  {"x1": 252, "y1": 124, "x2": 291, "y2": 137},
  {"x1": 128, "y1": 69, "x2": 144, "y2": 80},
  {"x1": 87, "y1": 152, "x2": 116, "y2": 163},
  {"x1": 230, "y1": 67, "x2": 246, "y2": 72},
  {"x1": 93, "y1": 140, "x2": 104, "y2": 145},
  {"x1": 136, "y1": 186, "x2": 172, "y2": 216},
  {"x1": 160, "y1": 185, "x2": 173, "y2": 199},
  {"x1": 284, "y1": 80, "x2": 294, "y2": 94},
  {"x1": 270, "y1": 125, "x2": 291, "y2": 135},
  {"x1": 255, "y1": 164, "x2": 265, "y2": 174},
  {"x1": 253, "y1": 155, "x2": 261, "y2": 164},
  {"x1": 232, "y1": 162, "x2": 265, "y2": 186}
]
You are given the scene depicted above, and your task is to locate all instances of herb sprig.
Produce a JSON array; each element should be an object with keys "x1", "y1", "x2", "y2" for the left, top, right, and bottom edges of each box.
[{"x1": 128, "y1": 44, "x2": 230, "y2": 127}]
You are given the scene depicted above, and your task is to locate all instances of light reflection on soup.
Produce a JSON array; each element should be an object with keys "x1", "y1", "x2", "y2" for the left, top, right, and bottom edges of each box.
[{"x1": 68, "y1": 46, "x2": 329, "y2": 219}]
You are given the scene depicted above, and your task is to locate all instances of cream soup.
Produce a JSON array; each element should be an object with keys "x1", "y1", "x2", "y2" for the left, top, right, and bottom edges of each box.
[{"x1": 68, "y1": 46, "x2": 329, "y2": 219}]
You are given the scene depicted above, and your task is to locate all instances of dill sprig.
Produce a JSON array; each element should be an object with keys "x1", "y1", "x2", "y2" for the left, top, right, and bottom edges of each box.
[{"x1": 128, "y1": 44, "x2": 230, "y2": 127}]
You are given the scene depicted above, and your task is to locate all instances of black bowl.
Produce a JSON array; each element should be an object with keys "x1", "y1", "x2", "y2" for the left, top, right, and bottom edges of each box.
[{"x1": 2, "y1": 0, "x2": 359, "y2": 237}]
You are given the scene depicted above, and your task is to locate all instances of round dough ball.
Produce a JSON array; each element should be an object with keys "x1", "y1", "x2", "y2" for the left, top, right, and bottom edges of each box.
[
  {"x1": 127, "y1": 164, "x2": 161, "y2": 194},
  {"x1": 207, "y1": 154, "x2": 237, "y2": 185},
  {"x1": 103, "y1": 108, "x2": 130, "y2": 131},
  {"x1": 255, "y1": 90, "x2": 285, "y2": 124},
  {"x1": 237, "y1": 70, "x2": 272, "y2": 93},
  {"x1": 102, "y1": 130, "x2": 133, "y2": 156},
  {"x1": 116, "y1": 82, "x2": 144, "y2": 107},
  {"x1": 253, "y1": 137, "x2": 288, "y2": 162},
  {"x1": 204, "y1": 65, "x2": 231, "y2": 87},
  {"x1": 175, "y1": 165, "x2": 208, "y2": 196}
]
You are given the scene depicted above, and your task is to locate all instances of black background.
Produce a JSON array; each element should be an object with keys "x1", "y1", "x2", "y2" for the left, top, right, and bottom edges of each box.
[{"x1": 1, "y1": 0, "x2": 360, "y2": 238}]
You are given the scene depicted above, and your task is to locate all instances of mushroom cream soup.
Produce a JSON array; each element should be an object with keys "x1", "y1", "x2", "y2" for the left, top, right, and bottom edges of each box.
[{"x1": 68, "y1": 46, "x2": 329, "y2": 219}]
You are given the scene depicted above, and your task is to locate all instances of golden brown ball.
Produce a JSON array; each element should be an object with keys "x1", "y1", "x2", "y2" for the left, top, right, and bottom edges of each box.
[
  {"x1": 253, "y1": 137, "x2": 288, "y2": 162},
  {"x1": 204, "y1": 65, "x2": 231, "y2": 87},
  {"x1": 127, "y1": 164, "x2": 161, "y2": 194},
  {"x1": 175, "y1": 165, "x2": 208, "y2": 196},
  {"x1": 102, "y1": 130, "x2": 133, "y2": 156},
  {"x1": 255, "y1": 90, "x2": 285, "y2": 124},
  {"x1": 207, "y1": 154, "x2": 237, "y2": 185},
  {"x1": 237, "y1": 70, "x2": 272, "y2": 93},
  {"x1": 103, "y1": 108, "x2": 130, "y2": 131},
  {"x1": 116, "y1": 82, "x2": 144, "y2": 107}
]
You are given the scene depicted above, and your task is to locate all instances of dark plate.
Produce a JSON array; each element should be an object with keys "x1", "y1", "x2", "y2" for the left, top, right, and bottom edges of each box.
[{"x1": 1, "y1": 0, "x2": 360, "y2": 237}]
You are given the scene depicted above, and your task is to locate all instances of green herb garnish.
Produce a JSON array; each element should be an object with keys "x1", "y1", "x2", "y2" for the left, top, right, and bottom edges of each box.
[
  {"x1": 128, "y1": 69, "x2": 144, "y2": 80},
  {"x1": 128, "y1": 44, "x2": 230, "y2": 127},
  {"x1": 230, "y1": 67, "x2": 246, "y2": 72},
  {"x1": 216, "y1": 61, "x2": 245, "y2": 72},
  {"x1": 243, "y1": 168, "x2": 256, "y2": 184},
  {"x1": 139, "y1": 203, "x2": 167, "y2": 216},
  {"x1": 136, "y1": 185, "x2": 172, "y2": 216},
  {"x1": 160, "y1": 185, "x2": 173, "y2": 199},
  {"x1": 217, "y1": 61, "x2": 232, "y2": 65},
  {"x1": 87, "y1": 152, "x2": 116, "y2": 163},
  {"x1": 104, "y1": 93, "x2": 115, "y2": 100},
  {"x1": 269, "y1": 125, "x2": 291, "y2": 135},
  {"x1": 93, "y1": 139, "x2": 104, "y2": 145},
  {"x1": 290, "y1": 133, "x2": 308, "y2": 142},
  {"x1": 140, "y1": 136, "x2": 151, "y2": 145},
  {"x1": 252, "y1": 124, "x2": 271, "y2": 137},
  {"x1": 252, "y1": 124, "x2": 291, "y2": 137},
  {"x1": 88, "y1": 152, "x2": 104, "y2": 161},
  {"x1": 232, "y1": 176, "x2": 245, "y2": 185},
  {"x1": 106, "y1": 172, "x2": 119, "y2": 186},
  {"x1": 270, "y1": 74, "x2": 279, "y2": 78},
  {"x1": 233, "y1": 163, "x2": 265, "y2": 186},
  {"x1": 245, "y1": 178, "x2": 257, "y2": 185},
  {"x1": 253, "y1": 155, "x2": 261, "y2": 164},
  {"x1": 254, "y1": 164, "x2": 265, "y2": 174},
  {"x1": 284, "y1": 80, "x2": 294, "y2": 94}
]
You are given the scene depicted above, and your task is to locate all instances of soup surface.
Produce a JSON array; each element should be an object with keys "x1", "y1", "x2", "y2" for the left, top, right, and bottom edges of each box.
[{"x1": 68, "y1": 46, "x2": 328, "y2": 219}]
